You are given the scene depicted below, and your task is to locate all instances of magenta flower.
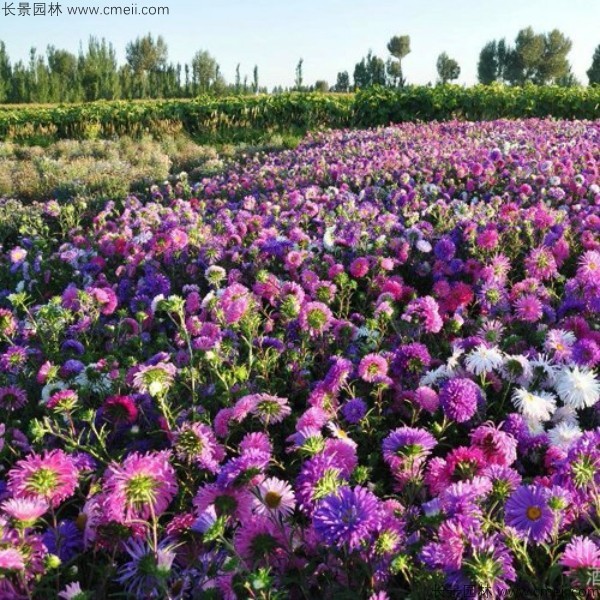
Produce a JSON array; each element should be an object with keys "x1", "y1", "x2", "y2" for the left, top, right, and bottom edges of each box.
[
  {"x1": 103, "y1": 451, "x2": 178, "y2": 523},
  {"x1": 8, "y1": 449, "x2": 79, "y2": 508},
  {"x1": 560, "y1": 536, "x2": 600, "y2": 575},
  {"x1": 298, "y1": 301, "x2": 333, "y2": 337},
  {"x1": 358, "y1": 353, "x2": 390, "y2": 384}
]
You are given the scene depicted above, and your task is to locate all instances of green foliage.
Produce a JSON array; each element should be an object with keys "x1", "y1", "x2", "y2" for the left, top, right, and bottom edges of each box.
[
  {"x1": 479, "y1": 28, "x2": 573, "y2": 86},
  {"x1": 1, "y1": 86, "x2": 600, "y2": 146},
  {"x1": 436, "y1": 52, "x2": 460, "y2": 84},
  {"x1": 588, "y1": 45, "x2": 600, "y2": 85}
]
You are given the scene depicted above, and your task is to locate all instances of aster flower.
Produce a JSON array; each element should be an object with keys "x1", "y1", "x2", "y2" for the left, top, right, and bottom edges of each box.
[
  {"x1": 504, "y1": 485, "x2": 555, "y2": 543},
  {"x1": 382, "y1": 427, "x2": 436, "y2": 472},
  {"x1": 453, "y1": 534, "x2": 516, "y2": 597},
  {"x1": 482, "y1": 465, "x2": 522, "y2": 500},
  {"x1": 511, "y1": 388, "x2": 557, "y2": 422},
  {"x1": 298, "y1": 301, "x2": 333, "y2": 337},
  {"x1": 116, "y1": 539, "x2": 177, "y2": 598},
  {"x1": 43, "y1": 519, "x2": 84, "y2": 562},
  {"x1": 439, "y1": 377, "x2": 482, "y2": 423},
  {"x1": 499, "y1": 354, "x2": 533, "y2": 386},
  {"x1": 132, "y1": 361, "x2": 177, "y2": 397},
  {"x1": 0, "y1": 308, "x2": 17, "y2": 337},
  {"x1": 464, "y1": 345, "x2": 504, "y2": 376},
  {"x1": 1, "y1": 497, "x2": 48, "y2": 524},
  {"x1": 101, "y1": 395, "x2": 138, "y2": 426},
  {"x1": 555, "y1": 366, "x2": 600, "y2": 409},
  {"x1": 0, "y1": 547, "x2": 26, "y2": 570},
  {"x1": 103, "y1": 451, "x2": 178, "y2": 523},
  {"x1": 401, "y1": 296, "x2": 443, "y2": 334},
  {"x1": 358, "y1": 353, "x2": 390, "y2": 384},
  {"x1": 544, "y1": 329, "x2": 576, "y2": 363},
  {"x1": 313, "y1": 486, "x2": 380, "y2": 551},
  {"x1": 253, "y1": 477, "x2": 296, "y2": 519},
  {"x1": 469, "y1": 423, "x2": 517, "y2": 467},
  {"x1": 0, "y1": 385, "x2": 27, "y2": 411},
  {"x1": 560, "y1": 536, "x2": 600, "y2": 577},
  {"x1": 193, "y1": 482, "x2": 253, "y2": 522},
  {"x1": 341, "y1": 398, "x2": 367, "y2": 424},
  {"x1": 548, "y1": 422, "x2": 583, "y2": 449},
  {"x1": 8, "y1": 449, "x2": 79, "y2": 508},
  {"x1": 233, "y1": 516, "x2": 289, "y2": 568},
  {"x1": 174, "y1": 422, "x2": 225, "y2": 473},
  {"x1": 58, "y1": 582, "x2": 88, "y2": 600},
  {"x1": 250, "y1": 394, "x2": 292, "y2": 424}
]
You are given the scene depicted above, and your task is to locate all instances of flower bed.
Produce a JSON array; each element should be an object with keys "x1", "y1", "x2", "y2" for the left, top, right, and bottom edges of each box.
[{"x1": 1, "y1": 119, "x2": 600, "y2": 598}]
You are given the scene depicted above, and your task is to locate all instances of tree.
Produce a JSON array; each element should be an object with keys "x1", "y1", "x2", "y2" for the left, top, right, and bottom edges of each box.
[
  {"x1": 191, "y1": 50, "x2": 219, "y2": 94},
  {"x1": 387, "y1": 35, "x2": 410, "y2": 87},
  {"x1": 125, "y1": 33, "x2": 167, "y2": 74},
  {"x1": 436, "y1": 52, "x2": 460, "y2": 84},
  {"x1": 79, "y1": 37, "x2": 119, "y2": 101},
  {"x1": 537, "y1": 29, "x2": 572, "y2": 84},
  {"x1": 47, "y1": 46, "x2": 80, "y2": 101},
  {"x1": 588, "y1": 45, "x2": 600, "y2": 85},
  {"x1": 125, "y1": 33, "x2": 167, "y2": 97},
  {"x1": 252, "y1": 65, "x2": 259, "y2": 94},
  {"x1": 314, "y1": 80, "x2": 329, "y2": 92},
  {"x1": 354, "y1": 51, "x2": 387, "y2": 89},
  {"x1": 334, "y1": 71, "x2": 349, "y2": 92},
  {"x1": 477, "y1": 41, "x2": 499, "y2": 84},
  {"x1": 295, "y1": 58, "x2": 303, "y2": 90},
  {"x1": 235, "y1": 63, "x2": 241, "y2": 93},
  {"x1": 0, "y1": 41, "x2": 11, "y2": 102}
]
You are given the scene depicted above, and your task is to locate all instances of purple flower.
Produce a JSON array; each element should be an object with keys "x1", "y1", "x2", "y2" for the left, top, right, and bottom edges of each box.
[
  {"x1": 313, "y1": 486, "x2": 380, "y2": 551},
  {"x1": 341, "y1": 398, "x2": 367, "y2": 424},
  {"x1": 439, "y1": 377, "x2": 481, "y2": 423},
  {"x1": 505, "y1": 485, "x2": 555, "y2": 543}
]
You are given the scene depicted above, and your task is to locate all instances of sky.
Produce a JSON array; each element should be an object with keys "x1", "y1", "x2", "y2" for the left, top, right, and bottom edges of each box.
[{"x1": 0, "y1": 0, "x2": 598, "y2": 88}]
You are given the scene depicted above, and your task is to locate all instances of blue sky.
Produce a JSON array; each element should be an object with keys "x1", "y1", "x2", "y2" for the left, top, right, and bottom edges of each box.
[{"x1": 0, "y1": 0, "x2": 598, "y2": 88}]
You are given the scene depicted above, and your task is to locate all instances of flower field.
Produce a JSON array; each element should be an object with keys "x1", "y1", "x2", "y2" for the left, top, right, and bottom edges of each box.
[{"x1": 1, "y1": 118, "x2": 600, "y2": 598}]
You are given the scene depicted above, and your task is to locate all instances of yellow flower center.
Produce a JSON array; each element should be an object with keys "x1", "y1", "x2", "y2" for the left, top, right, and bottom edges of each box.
[
  {"x1": 264, "y1": 491, "x2": 282, "y2": 509},
  {"x1": 526, "y1": 506, "x2": 542, "y2": 521}
]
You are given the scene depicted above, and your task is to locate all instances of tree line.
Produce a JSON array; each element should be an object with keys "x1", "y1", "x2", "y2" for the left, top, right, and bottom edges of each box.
[
  {"x1": 0, "y1": 34, "x2": 268, "y2": 103},
  {"x1": 1, "y1": 28, "x2": 600, "y2": 103}
]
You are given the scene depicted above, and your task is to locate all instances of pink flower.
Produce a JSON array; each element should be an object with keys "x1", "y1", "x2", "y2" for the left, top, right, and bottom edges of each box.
[
  {"x1": 8, "y1": 449, "x2": 79, "y2": 508},
  {"x1": 560, "y1": 536, "x2": 600, "y2": 575},
  {"x1": 88, "y1": 286, "x2": 118, "y2": 315},
  {"x1": 0, "y1": 547, "x2": 25, "y2": 570},
  {"x1": 253, "y1": 477, "x2": 296, "y2": 518},
  {"x1": 1, "y1": 497, "x2": 49, "y2": 523},
  {"x1": 349, "y1": 257, "x2": 370, "y2": 278},
  {"x1": 358, "y1": 354, "x2": 390, "y2": 383},
  {"x1": 102, "y1": 451, "x2": 177, "y2": 523}
]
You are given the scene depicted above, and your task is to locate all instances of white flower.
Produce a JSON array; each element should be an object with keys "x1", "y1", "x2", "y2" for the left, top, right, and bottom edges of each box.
[
  {"x1": 420, "y1": 365, "x2": 448, "y2": 387},
  {"x1": 446, "y1": 346, "x2": 465, "y2": 376},
  {"x1": 151, "y1": 294, "x2": 166, "y2": 313},
  {"x1": 323, "y1": 226, "x2": 336, "y2": 251},
  {"x1": 530, "y1": 354, "x2": 560, "y2": 388},
  {"x1": 416, "y1": 240, "x2": 432, "y2": 253},
  {"x1": 551, "y1": 405, "x2": 579, "y2": 426},
  {"x1": 500, "y1": 354, "x2": 533, "y2": 387},
  {"x1": 548, "y1": 422, "x2": 583, "y2": 449},
  {"x1": 555, "y1": 366, "x2": 600, "y2": 409},
  {"x1": 524, "y1": 418, "x2": 546, "y2": 435},
  {"x1": 511, "y1": 388, "x2": 557, "y2": 422},
  {"x1": 465, "y1": 345, "x2": 504, "y2": 376}
]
